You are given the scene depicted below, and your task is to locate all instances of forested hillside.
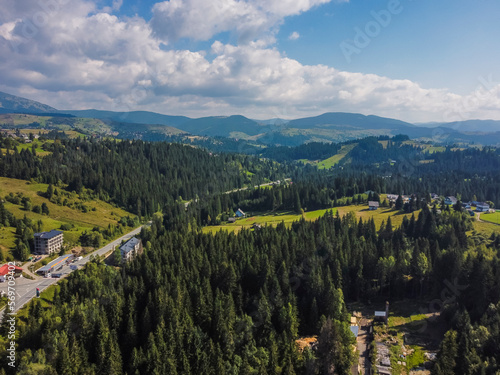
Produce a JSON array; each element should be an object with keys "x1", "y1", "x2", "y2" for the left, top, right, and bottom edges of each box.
[
  {"x1": 2, "y1": 202, "x2": 499, "y2": 374},
  {"x1": 0, "y1": 136, "x2": 289, "y2": 216}
]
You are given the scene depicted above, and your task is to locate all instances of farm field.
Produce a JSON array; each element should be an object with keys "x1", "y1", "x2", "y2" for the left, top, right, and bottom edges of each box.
[
  {"x1": 471, "y1": 219, "x2": 500, "y2": 237},
  {"x1": 336, "y1": 203, "x2": 420, "y2": 228},
  {"x1": 0, "y1": 177, "x2": 134, "y2": 260},
  {"x1": 480, "y1": 211, "x2": 500, "y2": 225},
  {"x1": 202, "y1": 208, "x2": 334, "y2": 234},
  {"x1": 203, "y1": 202, "x2": 422, "y2": 235}
]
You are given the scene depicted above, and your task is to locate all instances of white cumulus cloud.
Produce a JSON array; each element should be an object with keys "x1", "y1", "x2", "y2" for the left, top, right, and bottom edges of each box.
[
  {"x1": 0, "y1": 0, "x2": 499, "y2": 122},
  {"x1": 288, "y1": 31, "x2": 300, "y2": 40}
]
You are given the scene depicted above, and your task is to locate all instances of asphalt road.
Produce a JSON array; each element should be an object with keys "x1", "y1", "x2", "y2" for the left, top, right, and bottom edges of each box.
[{"x1": 0, "y1": 224, "x2": 146, "y2": 317}]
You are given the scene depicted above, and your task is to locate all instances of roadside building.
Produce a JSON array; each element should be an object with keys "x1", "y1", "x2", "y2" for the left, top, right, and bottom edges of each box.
[
  {"x1": 36, "y1": 254, "x2": 74, "y2": 275},
  {"x1": 120, "y1": 237, "x2": 142, "y2": 262},
  {"x1": 34, "y1": 230, "x2": 63, "y2": 255},
  {"x1": 0, "y1": 264, "x2": 23, "y2": 282}
]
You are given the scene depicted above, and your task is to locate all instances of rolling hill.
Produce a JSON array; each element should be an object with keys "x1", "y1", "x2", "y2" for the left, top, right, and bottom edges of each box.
[
  {"x1": 0, "y1": 91, "x2": 57, "y2": 114},
  {"x1": 418, "y1": 119, "x2": 500, "y2": 133},
  {"x1": 61, "y1": 109, "x2": 191, "y2": 128},
  {"x1": 286, "y1": 112, "x2": 416, "y2": 130},
  {"x1": 178, "y1": 115, "x2": 266, "y2": 137}
]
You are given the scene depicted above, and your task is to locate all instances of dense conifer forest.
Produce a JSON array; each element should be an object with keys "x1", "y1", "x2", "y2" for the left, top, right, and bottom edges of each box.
[
  {"x1": 1, "y1": 205, "x2": 499, "y2": 374},
  {"x1": 1, "y1": 134, "x2": 500, "y2": 374}
]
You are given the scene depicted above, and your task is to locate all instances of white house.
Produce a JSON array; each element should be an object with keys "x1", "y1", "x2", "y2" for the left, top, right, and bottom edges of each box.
[
  {"x1": 444, "y1": 196, "x2": 458, "y2": 205},
  {"x1": 476, "y1": 203, "x2": 490, "y2": 212}
]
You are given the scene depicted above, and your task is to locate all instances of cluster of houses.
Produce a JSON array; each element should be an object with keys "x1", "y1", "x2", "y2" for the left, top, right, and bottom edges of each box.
[
  {"x1": 369, "y1": 194, "x2": 494, "y2": 216},
  {"x1": 444, "y1": 196, "x2": 493, "y2": 215},
  {"x1": 0, "y1": 129, "x2": 38, "y2": 143}
]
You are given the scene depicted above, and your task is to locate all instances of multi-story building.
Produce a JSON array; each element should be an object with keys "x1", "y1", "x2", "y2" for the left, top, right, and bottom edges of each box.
[
  {"x1": 119, "y1": 237, "x2": 142, "y2": 262},
  {"x1": 34, "y1": 230, "x2": 64, "y2": 255}
]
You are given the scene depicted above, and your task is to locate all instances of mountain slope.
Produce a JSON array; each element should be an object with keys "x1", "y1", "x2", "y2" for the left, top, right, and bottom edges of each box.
[
  {"x1": 61, "y1": 109, "x2": 191, "y2": 127},
  {"x1": 286, "y1": 112, "x2": 416, "y2": 130},
  {"x1": 418, "y1": 119, "x2": 500, "y2": 133},
  {"x1": 178, "y1": 115, "x2": 266, "y2": 137},
  {"x1": 0, "y1": 91, "x2": 57, "y2": 113}
]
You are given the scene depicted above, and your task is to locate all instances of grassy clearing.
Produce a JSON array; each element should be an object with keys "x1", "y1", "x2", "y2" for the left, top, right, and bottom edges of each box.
[
  {"x1": 0, "y1": 177, "x2": 134, "y2": 259},
  {"x1": 336, "y1": 203, "x2": 419, "y2": 229},
  {"x1": 317, "y1": 143, "x2": 357, "y2": 169},
  {"x1": 379, "y1": 140, "x2": 389, "y2": 149},
  {"x1": 203, "y1": 202, "x2": 420, "y2": 235},
  {"x1": 472, "y1": 220, "x2": 500, "y2": 237},
  {"x1": 425, "y1": 146, "x2": 446, "y2": 154},
  {"x1": 202, "y1": 208, "x2": 335, "y2": 234},
  {"x1": 480, "y1": 211, "x2": 500, "y2": 225},
  {"x1": 373, "y1": 299, "x2": 444, "y2": 374}
]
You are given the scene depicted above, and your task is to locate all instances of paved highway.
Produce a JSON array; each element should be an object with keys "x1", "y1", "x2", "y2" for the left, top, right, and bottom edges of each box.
[{"x1": 0, "y1": 224, "x2": 146, "y2": 317}]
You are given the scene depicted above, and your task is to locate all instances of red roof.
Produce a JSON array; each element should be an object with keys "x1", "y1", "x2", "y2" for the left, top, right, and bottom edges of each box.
[{"x1": 0, "y1": 264, "x2": 23, "y2": 276}]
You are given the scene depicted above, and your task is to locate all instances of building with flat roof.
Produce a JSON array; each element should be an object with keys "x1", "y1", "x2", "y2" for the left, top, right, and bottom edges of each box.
[
  {"x1": 119, "y1": 237, "x2": 142, "y2": 262},
  {"x1": 36, "y1": 254, "x2": 73, "y2": 275},
  {"x1": 34, "y1": 230, "x2": 63, "y2": 255}
]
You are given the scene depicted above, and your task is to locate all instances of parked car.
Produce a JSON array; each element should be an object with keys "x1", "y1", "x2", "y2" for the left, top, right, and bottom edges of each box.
[
  {"x1": 44, "y1": 273, "x2": 51, "y2": 278},
  {"x1": 52, "y1": 273, "x2": 62, "y2": 278}
]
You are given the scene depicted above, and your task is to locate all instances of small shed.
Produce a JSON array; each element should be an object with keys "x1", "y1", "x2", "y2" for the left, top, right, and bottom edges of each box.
[
  {"x1": 349, "y1": 325, "x2": 359, "y2": 338},
  {"x1": 369, "y1": 201, "x2": 380, "y2": 210}
]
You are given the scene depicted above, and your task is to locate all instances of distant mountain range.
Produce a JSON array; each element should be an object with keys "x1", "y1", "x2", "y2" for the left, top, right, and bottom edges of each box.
[{"x1": 1, "y1": 90, "x2": 500, "y2": 145}]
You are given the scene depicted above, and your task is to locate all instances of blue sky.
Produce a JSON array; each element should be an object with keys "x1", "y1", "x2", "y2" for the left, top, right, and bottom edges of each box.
[{"x1": 1, "y1": 0, "x2": 500, "y2": 122}]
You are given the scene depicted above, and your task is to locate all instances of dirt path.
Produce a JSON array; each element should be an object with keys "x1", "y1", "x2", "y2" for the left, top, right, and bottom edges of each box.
[
  {"x1": 356, "y1": 318, "x2": 372, "y2": 375},
  {"x1": 476, "y1": 212, "x2": 500, "y2": 226},
  {"x1": 20, "y1": 261, "x2": 40, "y2": 279}
]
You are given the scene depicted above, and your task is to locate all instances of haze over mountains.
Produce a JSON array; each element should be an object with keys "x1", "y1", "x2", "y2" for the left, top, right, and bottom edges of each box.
[{"x1": 1, "y1": 90, "x2": 500, "y2": 145}]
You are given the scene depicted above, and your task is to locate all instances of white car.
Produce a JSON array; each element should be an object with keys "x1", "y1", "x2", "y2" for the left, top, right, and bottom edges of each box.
[{"x1": 44, "y1": 273, "x2": 51, "y2": 278}]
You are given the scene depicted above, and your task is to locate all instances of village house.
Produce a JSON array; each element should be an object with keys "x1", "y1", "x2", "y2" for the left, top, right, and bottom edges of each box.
[
  {"x1": 444, "y1": 196, "x2": 458, "y2": 205},
  {"x1": 386, "y1": 194, "x2": 399, "y2": 202},
  {"x1": 235, "y1": 208, "x2": 246, "y2": 218},
  {"x1": 368, "y1": 201, "x2": 380, "y2": 210},
  {"x1": 476, "y1": 203, "x2": 490, "y2": 212}
]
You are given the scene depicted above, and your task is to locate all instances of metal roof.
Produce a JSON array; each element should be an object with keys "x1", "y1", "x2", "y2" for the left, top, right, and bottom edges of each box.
[
  {"x1": 375, "y1": 311, "x2": 387, "y2": 317},
  {"x1": 120, "y1": 237, "x2": 140, "y2": 254},
  {"x1": 350, "y1": 326, "x2": 359, "y2": 338},
  {"x1": 34, "y1": 230, "x2": 63, "y2": 239},
  {"x1": 38, "y1": 254, "x2": 73, "y2": 272}
]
